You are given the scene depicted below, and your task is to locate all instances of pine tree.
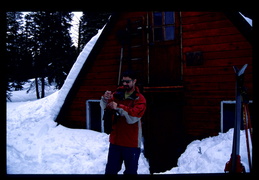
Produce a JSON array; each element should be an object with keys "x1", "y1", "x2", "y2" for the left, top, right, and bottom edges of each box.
[
  {"x1": 6, "y1": 12, "x2": 25, "y2": 88},
  {"x1": 23, "y1": 11, "x2": 76, "y2": 98},
  {"x1": 78, "y1": 12, "x2": 111, "y2": 52},
  {"x1": 6, "y1": 12, "x2": 26, "y2": 101}
]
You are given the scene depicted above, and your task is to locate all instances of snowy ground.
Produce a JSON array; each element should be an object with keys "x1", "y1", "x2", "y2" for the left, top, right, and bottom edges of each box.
[
  {"x1": 6, "y1": 28, "x2": 252, "y2": 175},
  {"x1": 6, "y1": 82, "x2": 252, "y2": 175},
  {"x1": 6, "y1": 87, "x2": 149, "y2": 174}
]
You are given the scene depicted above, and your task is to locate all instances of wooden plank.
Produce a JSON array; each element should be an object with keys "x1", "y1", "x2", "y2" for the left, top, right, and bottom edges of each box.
[
  {"x1": 77, "y1": 85, "x2": 116, "y2": 93},
  {"x1": 185, "y1": 81, "x2": 236, "y2": 91},
  {"x1": 184, "y1": 124, "x2": 219, "y2": 137},
  {"x1": 143, "y1": 86, "x2": 184, "y2": 92},
  {"x1": 183, "y1": 33, "x2": 247, "y2": 47},
  {"x1": 183, "y1": 105, "x2": 220, "y2": 114},
  {"x1": 73, "y1": 95, "x2": 103, "y2": 102},
  {"x1": 203, "y1": 49, "x2": 252, "y2": 60},
  {"x1": 182, "y1": 19, "x2": 233, "y2": 32},
  {"x1": 181, "y1": 12, "x2": 213, "y2": 18},
  {"x1": 62, "y1": 116, "x2": 86, "y2": 128},
  {"x1": 184, "y1": 97, "x2": 225, "y2": 106},
  {"x1": 80, "y1": 78, "x2": 117, "y2": 86},
  {"x1": 183, "y1": 66, "x2": 253, "y2": 79},
  {"x1": 75, "y1": 89, "x2": 112, "y2": 97},
  {"x1": 88, "y1": 64, "x2": 119, "y2": 73},
  {"x1": 184, "y1": 90, "x2": 235, "y2": 99},
  {"x1": 183, "y1": 41, "x2": 251, "y2": 53},
  {"x1": 184, "y1": 73, "x2": 253, "y2": 83},
  {"x1": 182, "y1": 12, "x2": 226, "y2": 25},
  {"x1": 184, "y1": 114, "x2": 220, "y2": 126},
  {"x1": 185, "y1": 82, "x2": 252, "y2": 94},
  {"x1": 97, "y1": 44, "x2": 121, "y2": 54},
  {"x1": 184, "y1": 65, "x2": 235, "y2": 76},
  {"x1": 184, "y1": 118, "x2": 219, "y2": 132},
  {"x1": 183, "y1": 26, "x2": 241, "y2": 39},
  {"x1": 66, "y1": 109, "x2": 85, "y2": 117},
  {"x1": 85, "y1": 71, "x2": 118, "y2": 80},
  {"x1": 202, "y1": 57, "x2": 252, "y2": 67}
]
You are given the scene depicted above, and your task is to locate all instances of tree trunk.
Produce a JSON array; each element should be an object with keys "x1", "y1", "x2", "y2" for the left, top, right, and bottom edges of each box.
[
  {"x1": 35, "y1": 77, "x2": 40, "y2": 99},
  {"x1": 41, "y1": 76, "x2": 45, "y2": 98}
]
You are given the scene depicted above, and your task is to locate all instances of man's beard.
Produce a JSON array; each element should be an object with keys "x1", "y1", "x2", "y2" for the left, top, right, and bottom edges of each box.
[{"x1": 123, "y1": 85, "x2": 133, "y2": 91}]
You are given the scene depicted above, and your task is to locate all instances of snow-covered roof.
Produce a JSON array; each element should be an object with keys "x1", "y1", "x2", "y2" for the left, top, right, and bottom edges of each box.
[{"x1": 51, "y1": 27, "x2": 105, "y2": 121}]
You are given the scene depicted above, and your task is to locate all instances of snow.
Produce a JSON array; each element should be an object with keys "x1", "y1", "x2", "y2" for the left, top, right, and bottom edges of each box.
[
  {"x1": 6, "y1": 28, "x2": 149, "y2": 175},
  {"x1": 6, "y1": 82, "x2": 150, "y2": 174},
  {"x1": 162, "y1": 129, "x2": 251, "y2": 174},
  {"x1": 50, "y1": 27, "x2": 104, "y2": 121},
  {"x1": 6, "y1": 25, "x2": 252, "y2": 175},
  {"x1": 239, "y1": 12, "x2": 253, "y2": 26}
]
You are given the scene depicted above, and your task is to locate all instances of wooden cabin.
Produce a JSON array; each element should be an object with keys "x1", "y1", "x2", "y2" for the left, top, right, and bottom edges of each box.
[{"x1": 56, "y1": 12, "x2": 253, "y2": 173}]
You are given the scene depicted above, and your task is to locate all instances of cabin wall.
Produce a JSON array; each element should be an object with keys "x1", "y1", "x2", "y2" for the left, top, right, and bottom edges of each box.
[
  {"x1": 58, "y1": 11, "x2": 253, "y2": 173},
  {"x1": 181, "y1": 12, "x2": 253, "y2": 138},
  {"x1": 60, "y1": 12, "x2": 148, "y2": 128}
]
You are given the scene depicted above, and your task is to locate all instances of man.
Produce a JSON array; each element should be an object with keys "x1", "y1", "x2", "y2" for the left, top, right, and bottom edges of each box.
[{"x1": 100, "y1": 70, "x2": 146, "y2": 175}]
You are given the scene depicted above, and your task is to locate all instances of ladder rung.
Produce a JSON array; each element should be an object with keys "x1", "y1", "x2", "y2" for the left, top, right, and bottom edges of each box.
[
  {"x1": 130, "y1": 45, "x2": 143, "y2": 48},
  {"x1": 131, "y1": 58, "x2": 142, "y2": 61}
]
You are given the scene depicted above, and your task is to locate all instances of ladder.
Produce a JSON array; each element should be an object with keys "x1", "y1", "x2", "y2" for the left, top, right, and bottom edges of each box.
[{"x1": 117, "y1": 14, "x2": 149, "y2": 86}]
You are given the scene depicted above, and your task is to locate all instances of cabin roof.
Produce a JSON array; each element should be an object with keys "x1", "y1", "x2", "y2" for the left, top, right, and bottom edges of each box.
[
  {"x1": 224, "y1": 11, "x2": 253, "y2": 44},
  {"x1": 54, "y1": 13, "x2": 118, "y2": 123}
]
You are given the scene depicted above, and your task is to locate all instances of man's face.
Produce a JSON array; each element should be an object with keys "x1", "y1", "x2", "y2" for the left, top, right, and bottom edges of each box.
[{"x1": 121, "y1": 76, "x2": 136, "y2": 91}]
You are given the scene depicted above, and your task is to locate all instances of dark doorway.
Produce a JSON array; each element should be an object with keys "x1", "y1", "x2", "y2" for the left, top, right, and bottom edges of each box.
[{"x1": 142, "y1": 92, "x2": 187, "y2": 173}]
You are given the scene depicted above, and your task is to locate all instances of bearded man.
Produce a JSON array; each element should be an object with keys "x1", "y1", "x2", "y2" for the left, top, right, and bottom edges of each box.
[{"x1": 100, "y1": 70, "x2": 146, "y2": 175}]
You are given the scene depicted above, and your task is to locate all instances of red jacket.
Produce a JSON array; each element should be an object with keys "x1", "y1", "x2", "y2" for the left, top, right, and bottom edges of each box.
[{"x1": 100, "y1": 86, "x2": 146, "y2": 148}]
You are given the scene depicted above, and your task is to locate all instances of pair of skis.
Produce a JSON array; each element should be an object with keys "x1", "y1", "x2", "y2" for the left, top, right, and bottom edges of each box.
[{"x1": 224, "y1": 64, "x2": 253, "y2": 173}]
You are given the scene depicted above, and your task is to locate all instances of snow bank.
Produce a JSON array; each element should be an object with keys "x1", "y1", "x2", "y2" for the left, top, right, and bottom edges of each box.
[
  {"x1": 6, "y1": 87, "x2": 150, "y2": 174},
  {"x1": 162, "y1": 129, "x2": 251, "y2": 174}
]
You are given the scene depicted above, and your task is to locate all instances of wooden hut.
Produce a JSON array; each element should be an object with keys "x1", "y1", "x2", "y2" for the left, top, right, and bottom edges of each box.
[{"x1": 56, "y1": 12, "x2": 253, "y2": 173}]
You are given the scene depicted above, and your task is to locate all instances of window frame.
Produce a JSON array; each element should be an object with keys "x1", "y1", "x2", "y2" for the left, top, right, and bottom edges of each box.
[
  {"x1": 86, "y1": 99, "x2": 104, "y2": 132},
  {"x1": 220, "y1": 100, "x2": 253, "y2": 133},
  {"x1": 152, "y1": 11, "x2": 176, "y2": 42}
]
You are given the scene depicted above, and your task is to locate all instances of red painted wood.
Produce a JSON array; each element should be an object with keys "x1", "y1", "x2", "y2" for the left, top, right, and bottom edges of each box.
[{"x1": 59, "y1": 11, "x2": 253, "y2": 140}]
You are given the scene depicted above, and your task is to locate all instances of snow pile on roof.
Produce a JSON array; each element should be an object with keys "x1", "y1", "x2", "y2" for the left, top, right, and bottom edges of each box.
[
  {"x1": 239, "y1": 12, "x2": 252, "y2": 26},
  {"x1": 50, "y1": 27, "x2": 104, "y2": 121}
]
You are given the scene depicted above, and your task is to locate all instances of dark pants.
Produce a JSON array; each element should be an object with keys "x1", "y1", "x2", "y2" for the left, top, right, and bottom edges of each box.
[{"x1": 105, "y1": 143, "x2": 141, "y2": 175}]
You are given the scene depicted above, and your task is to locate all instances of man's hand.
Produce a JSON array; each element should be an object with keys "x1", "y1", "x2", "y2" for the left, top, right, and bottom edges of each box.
[
  {"x1": 107, "y1": 101, "x2": 118, "y2": 110},
  {"x1": 104, "y1": 90, "x2": 112, "y2": 101}
]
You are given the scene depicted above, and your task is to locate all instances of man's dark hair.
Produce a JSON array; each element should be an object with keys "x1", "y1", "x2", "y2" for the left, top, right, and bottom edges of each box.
[{"x1": 121, "y1": 70, "x2": 137, "y2": 80}]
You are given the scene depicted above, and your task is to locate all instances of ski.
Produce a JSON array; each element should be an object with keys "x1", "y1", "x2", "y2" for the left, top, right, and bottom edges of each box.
[
  {"x1": 243, "y1": 103, "x2": 252, "y2": 171},
  {"x1": 225, "y1": 64, "x2": 248, "y2": 173}
]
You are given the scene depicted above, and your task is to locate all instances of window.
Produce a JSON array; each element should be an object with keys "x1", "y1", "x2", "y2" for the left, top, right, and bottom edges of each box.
[
  {"x1": 86, "y1": 100, "x2": 104, "y2": 132},
  {"x1": 220, "y1": 100, "x2": 253, "y2": 133},
  {"x1": 152, "y1": 11, "x2": 175, "y2": 41}
]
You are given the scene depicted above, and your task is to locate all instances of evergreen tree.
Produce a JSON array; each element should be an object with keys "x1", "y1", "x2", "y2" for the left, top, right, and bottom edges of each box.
[
  {"x1": 6, "y1": 11, "x2": 110, "y2": 101},
  {"x1": 6, "y1": 12, "x2": 25, "y2": 89},
  {"x1": 23, "y1": 11, "x2": 76, "y2": 98},
  {"x1": 78, "y1": 12, "x2": 111, "y2": 52},
  {"x1": 6, "y1": 12, "x2": 27, "y2": 101}
]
